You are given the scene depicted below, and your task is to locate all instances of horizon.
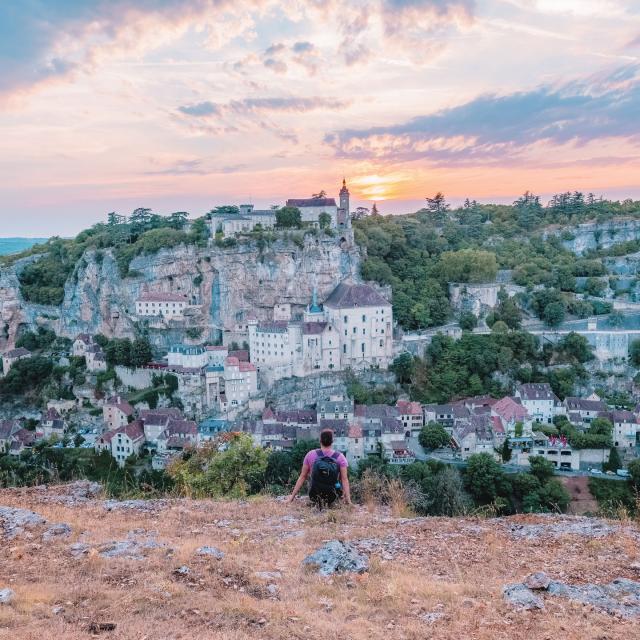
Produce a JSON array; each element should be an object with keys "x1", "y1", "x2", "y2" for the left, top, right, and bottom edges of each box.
[{"x1": 1, "y1": 1, "x2": 639, "y2": 237}]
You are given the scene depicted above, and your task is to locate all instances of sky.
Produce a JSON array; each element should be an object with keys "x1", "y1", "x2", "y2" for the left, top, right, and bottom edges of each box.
[{"x1": 0, "y1": 0, "x2": 639, "y2": 237}]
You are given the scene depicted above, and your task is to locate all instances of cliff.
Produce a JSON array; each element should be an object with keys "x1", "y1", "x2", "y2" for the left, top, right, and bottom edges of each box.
[
  {"x1": 544, "y1": 217, "x2": 640, "y2": 255},
  {"x1": 0, "y1": 232, "x2": 360, "y2": 351},
  {"x1": 1, "y1": 482, "x2": 639, "y2": 639}
]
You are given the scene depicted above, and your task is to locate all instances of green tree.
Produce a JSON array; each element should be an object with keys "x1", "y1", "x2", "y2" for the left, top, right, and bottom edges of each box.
[
  {"x1": 318, "y1": 212, "x2": 332, "y2": 230},
  {"x1": 543, "y1": 301, "x2": 566, "y2": 327},
  {"x1": 603, "y1": 447, "x2": 622, "y2": 473},
  {"x1": 628, "y1": 458, "x2": 640, "y2": 489},
  {"x1": 130, "y1": 338, "x2": 153, "y2": 367},
  {"x1": 275, "y1": 206, "x2": 302, "y2": 228},
  {"x1": 630, "y1": 339, "x2": 640, "y2": 366},
  {"x1": 390, "y1": 352, "x2": 415, "y2": 385},
  {"x1": 168, "y1": 434, "x2": 268, "y2": 498},
  {"x1": 418, "y1": 422, "x2": 450, "y2": 451},
  {"x1": 500, "y1": 438, "x2": 512, "y2": 462},
  {"x1": 459, "y1": 311, "x2": 477, "y2": 331},
  {"x1": 439, "y1": 249, "x2": 498, "y2": 284},
  {"x1": 528, "y1": 455, "x2": 555, "y2": 483},
  {"x1": 464, "y1": 453, "x2": 510, "y2": 505},
  {"x1": 428, "y1": 466, "x2": 472, "y2": 516}
]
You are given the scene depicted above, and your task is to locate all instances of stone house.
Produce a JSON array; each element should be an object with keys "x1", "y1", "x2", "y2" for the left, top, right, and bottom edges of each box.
[
  {"x1": 2, "y1": 347, "x2": 31, "y2": 375},
  {"x1": 103, "y1": 396, "x2": 134, "y2": 430}
]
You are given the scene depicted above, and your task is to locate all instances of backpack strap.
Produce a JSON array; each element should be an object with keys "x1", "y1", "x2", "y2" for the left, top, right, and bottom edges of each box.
[
  {"x1": 330, "y1": 451, "x2": 340, "y2": 461},
  {"x1": 316, "y1": 449, "x2": 323, "y2": 457}
]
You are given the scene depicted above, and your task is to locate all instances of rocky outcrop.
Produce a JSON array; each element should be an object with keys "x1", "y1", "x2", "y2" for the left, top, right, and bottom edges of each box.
[
  {"x1": 0, "y1": 234, "x2": 360, "y2": 352},
  {"x1": 544, "y1": 218, "x2": 640, "y2": 255},
  {"x1": 302, "y1": 540, "x2": 369, "y2": 576}
]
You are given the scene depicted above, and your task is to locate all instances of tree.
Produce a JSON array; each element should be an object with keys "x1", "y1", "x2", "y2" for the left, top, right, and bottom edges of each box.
[
  {"x1": 275, "y1": 206, "x2": 302, "y2": 228},
  {"x1": 352, "y1": 206, "x2": 369, "y2": 220},
  {"x1": 429, "y1": 466, "x2": 472, "y2": 516},
  {"x1": 425, "y1": 192, "x2": 449, "y2": 222},
  {"x1": 528, "y1": 455, "x2": 555, "y2": 483},
  {"x1": 167, "y1": 211, "x2": 189, "y2": 230},
  {"x1": 514, "y1": 421, "x2": 524, "y2": 437},
  {"x1": 371, "y1": 203, "x2": 380, "y2": 216},
  {"x1": 500, "y1": 438, "x2": 512, "y2": 462},
  {"x1": 418, "y1": 422, "x2": 450, "y2": 451},
  {"x1": 390, "y1": 352, "x2": 415, "y2": 385},
  {"x1": 588, "y1": 417, "x2": 612, "y2": 437},
  {"x1": 459, "y1": 311, "x2": 478, "y2": 331},
  {"x1": 318, "y1": 212, "x2": 332, "y2": 230},
  {"x1": 210, "y1": 205, "x2": 239, "y2": 216},
  {"x1": 464, "y1": 453, "x2": 509, "y2": 505},
  {"x1": 439, "y1": 249, "x2": 498, "y2": 284},
  {"x1": 603, "y1": 447, "x2": 622, "y2": 473},
  {"x1": 543, "y1": 301, "x2": 566, "y2": 327},
  {"x1": 628, "y1": 458, "x2": 640, "y2": 489},
  {"x1": 168, "y1": 434, "x2": 268, "y2": 498},
  {"x1": 630, "y1": 339, "x2": 640, "y2": 366},
  {"x1": 130, "y1": 338, "x2": 153, "y2": 367},
  {"x1": 558, "y1": 332, "x2": 593, "y2": 363}
]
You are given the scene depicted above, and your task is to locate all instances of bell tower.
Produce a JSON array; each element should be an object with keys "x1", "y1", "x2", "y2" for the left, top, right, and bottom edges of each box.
[{"x1": 339, "y1": 177, "x2": 349, "y2": 216}]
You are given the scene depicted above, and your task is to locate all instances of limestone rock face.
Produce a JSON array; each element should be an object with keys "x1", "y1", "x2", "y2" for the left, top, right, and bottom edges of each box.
[{"x1": 0, "y1": 234, "x2": 360, "y2": 352}]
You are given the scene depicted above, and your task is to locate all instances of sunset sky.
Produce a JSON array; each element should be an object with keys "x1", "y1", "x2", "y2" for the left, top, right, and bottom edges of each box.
[{"x1": 0, "y1": 0, "x2": 639, "y2": 236}]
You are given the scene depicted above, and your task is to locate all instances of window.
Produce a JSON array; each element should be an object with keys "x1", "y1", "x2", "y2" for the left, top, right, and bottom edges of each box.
[
  {"x1": 379, "y1": 339, "x2": 383, "y2": 347},
  {"x1": 343, "y1": 315, "x2": 348, "y2": 323},
  {"x1": 362, "y1": 314, "x2": 366, "y2": 322},
  {"x1": 361, "y1": 343, "x2": 365, "y2": 353},
  {"x1": 343, "y1": 345, "x2": 347, "y2": 354}
]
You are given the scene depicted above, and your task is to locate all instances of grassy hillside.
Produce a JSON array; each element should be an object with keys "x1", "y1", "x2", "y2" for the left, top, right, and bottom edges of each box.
[{"x1": 0, "y1": 483, "x2": 639, "y2": 639}]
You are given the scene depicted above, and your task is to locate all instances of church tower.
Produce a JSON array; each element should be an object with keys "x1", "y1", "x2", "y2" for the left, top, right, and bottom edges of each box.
[{"x1": 339, "y1": 177, "x2": 350, "y2": 215}]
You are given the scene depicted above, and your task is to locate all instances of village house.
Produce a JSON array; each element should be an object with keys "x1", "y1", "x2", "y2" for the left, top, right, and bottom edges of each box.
[
  {"x1": 85, "y1": 343, "x2": 107, "y2": 372},
  {"x1": 602, "y1": 409, "x2": 639, "y2": 450},
  {"x1": 103, "y1": 395, "x2": 135, "y2": 430},
  {"x1": 564, "y1": 397, "x2": 607, "y2": 425},
  {"x1": 396, "y1": 400, "x2": 424, "y2": 436},
  {"x1": 317, "y1": 398, "x2": 354, "y2": 422},
  {"x1": 109, "y1": 421, "x2": 145, "y2": 466},
  {"x1": 72, "y1": 333, "x2": 94, "y2": 357},
  {"x1": 0, "y1": 420, "x2": 22, "y2": 453},
  {"x1": 135, "y1": 292, "x2": 189, "y2": 319},
  {"x1": 2, "y1": 347, "x2": 31, "y2": 375},
  {"x1": 491, "y1": 396, "x2": 529, "y2": 436},
  {"x1": 36, "y1": 407, "x2": 67, "y2": 439},
  {"x1": 514, "y1": 383, "x2": 562, "y2": 425}
]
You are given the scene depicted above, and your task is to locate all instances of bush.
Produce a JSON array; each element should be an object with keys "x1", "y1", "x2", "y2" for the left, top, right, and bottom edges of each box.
[{"x1": 418, "y1": 422, "x2": 450, "y2": 451}]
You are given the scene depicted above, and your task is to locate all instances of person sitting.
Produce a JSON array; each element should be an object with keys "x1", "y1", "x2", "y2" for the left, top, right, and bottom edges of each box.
[{"x1": 287, "y1": 428, "x2": 351, "y2": 508}]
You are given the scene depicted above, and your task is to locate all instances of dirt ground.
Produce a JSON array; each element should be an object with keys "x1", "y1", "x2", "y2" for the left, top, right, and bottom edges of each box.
[{"x1": 1, "y1": 482, "x2": 639, "y2": 639}]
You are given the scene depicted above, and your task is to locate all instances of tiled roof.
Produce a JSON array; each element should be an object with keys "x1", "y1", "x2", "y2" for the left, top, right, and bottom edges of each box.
[
  {"x1": 239, "y1": 361, "x2": 256, "y2": 372},
  {"x1": 396, "y1": 400, "x2": 422, "y2": 416},
  {"x1": 516, "y1": 383, "x2": 558, "y2": 402},
  {"x1": 228, "y1": 350, "x2": 249, "y2": 362},
  {"x1": 324, "y1": 282, "x2": 390, "y2": 309},
  {"x1": 112, "y1": 420, "x2": 145, "y2": 442},
  {"x1": 5, "y1": 347, "x2": 31, "y2": 358},
  {"x1": 256, "y1": 321, "x2": 289, "y2": 333},
  {"x1": 564, "y1": 397, "x2": 607, "y2": 412},
  {"x1": 286, "y1": 198, "x2": 337, "y2": 207},
  {"x1": 75, "y1": 333, "x2": 93, "y2": 344},
  {"x1": 355, "y1": 404, "x2": 399, "y2": 419},
  {"x1": 492, "y1": 396, "x2": 528, "y2": 422},
  {"x1": 0, "y1": 420, "x2": 21, "y2": 439}
]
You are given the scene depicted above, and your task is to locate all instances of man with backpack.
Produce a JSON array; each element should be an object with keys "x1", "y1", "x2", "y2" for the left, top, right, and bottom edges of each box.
[{"x1": 287, "y1": 429, "x2": 351, "y2": 508}]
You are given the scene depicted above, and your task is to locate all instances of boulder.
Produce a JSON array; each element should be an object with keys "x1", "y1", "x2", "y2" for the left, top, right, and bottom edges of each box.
[
  {"x1": 43, "y1": 523, "x2": 72, "y2": 542},
  {"x1": 524, "y1": 572, "x2": 551, "y2": 590},
  {"x1": 0, "y1": 589, "x2": 15, "y2": 605},
  {"x1": 302, "y1": 540, "x2": 369, "y2": 576},
  {"x1": 503, "y1": 584, "x2": 545, "y2": 610}
]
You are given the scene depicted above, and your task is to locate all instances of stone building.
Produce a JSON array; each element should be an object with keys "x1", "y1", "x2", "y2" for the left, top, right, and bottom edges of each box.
[
  {"x1": 248, "y1": 280, "x2": 393, "y2": 383},
  {"x1": 1, "y1": 347, "x2": 31, "y2": 375},
  {"x1": 135, "y1": 292, "x2": 189, "y2": 318}
]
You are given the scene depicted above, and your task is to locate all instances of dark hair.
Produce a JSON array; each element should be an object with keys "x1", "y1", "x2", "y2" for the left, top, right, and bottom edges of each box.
[{"x1": 320, "y1": 429, "x2": 334, "y2": 447}]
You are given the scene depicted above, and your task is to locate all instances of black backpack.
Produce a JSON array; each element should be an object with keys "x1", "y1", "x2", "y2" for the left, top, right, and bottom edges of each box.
[{"x1": 310, "y1": 449, "x2": 341, "y2": 497}]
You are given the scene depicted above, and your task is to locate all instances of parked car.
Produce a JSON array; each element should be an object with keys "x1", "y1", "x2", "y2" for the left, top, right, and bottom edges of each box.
[
  {"x1": 589, "y1": 468, "x2": 602, "y2": 474},
  {"x1": 616, "y1": 469, "x2": 630, "y2": 478}
]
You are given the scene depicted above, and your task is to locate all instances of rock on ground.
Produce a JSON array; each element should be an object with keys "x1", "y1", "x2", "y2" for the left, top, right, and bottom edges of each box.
[
  {"x1": 505, "y1": 516, "x2": 621, "y2": 540},
  {"x1": 195, "y1": 546, "x2": 224, "y2": 559},
  {"x1": 524, "y1": 572, "x2": 551, "y2": 590},
  {"x1": 548, "y1": 578, "x2": 640, "y2": 618},
  {"x1": 0, "y1": 506, "x2": 46, "y2": 539},
  {"x1": 0, "y1": 589, "x2": 15, "y2": 605},
  {"x1": 503, "y1": 583, "x2": 545, "y2": 610},
  {"x1": 302, "y1": 540, "x2": 369, "y2": 576},
  {"x1": 43, "y1": 523, "x2": 72, "y2": 542}
]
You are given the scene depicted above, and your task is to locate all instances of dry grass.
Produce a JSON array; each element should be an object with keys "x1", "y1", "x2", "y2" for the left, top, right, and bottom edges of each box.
[{"x1": 1, "y1": 483, "x2": 639, "y2": 639}]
